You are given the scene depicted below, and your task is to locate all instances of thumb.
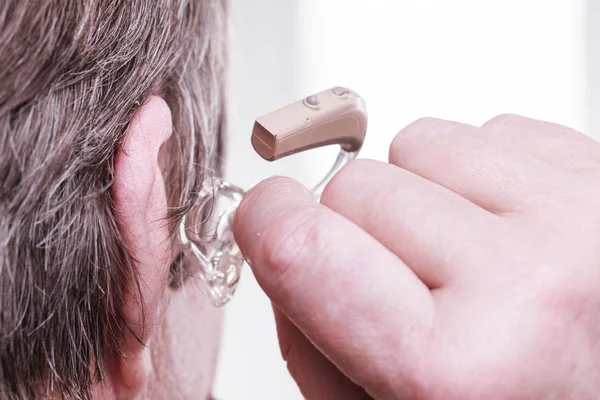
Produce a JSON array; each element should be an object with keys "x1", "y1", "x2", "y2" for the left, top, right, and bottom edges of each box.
[{"x1": 233, "y1": 177, "x2": 435, "y2": 398}]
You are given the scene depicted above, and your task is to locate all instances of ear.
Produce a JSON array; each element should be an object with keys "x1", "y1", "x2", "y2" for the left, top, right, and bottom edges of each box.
[{"x1": 109, "y1": 96, "x2": 173, "y2": 398}]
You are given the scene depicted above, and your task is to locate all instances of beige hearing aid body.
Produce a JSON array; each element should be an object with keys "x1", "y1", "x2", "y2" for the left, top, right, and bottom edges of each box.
[
  {"x1": 252, "y1": 87, "x2": 367, "y2": 161},
  {"x1": 181, "y1": 87, "x2": 368, "y2": 307}
]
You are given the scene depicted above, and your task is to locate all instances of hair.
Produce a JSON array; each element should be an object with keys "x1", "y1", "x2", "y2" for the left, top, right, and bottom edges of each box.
[{"x1": 0, "y1": 1, "x2": 227, "y2": 398}]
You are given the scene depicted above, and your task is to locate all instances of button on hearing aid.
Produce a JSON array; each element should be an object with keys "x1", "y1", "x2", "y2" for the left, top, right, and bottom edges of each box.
[
  {"x1": 331, "y1": 86, "x2": 349, "y2": 96},
  {"x1": 304, "y1": 95, "x2": 320, "y2": 107}
]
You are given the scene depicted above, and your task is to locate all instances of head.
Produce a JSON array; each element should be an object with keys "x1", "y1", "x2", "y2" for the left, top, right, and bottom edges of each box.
[{"x1": 0, "y1": 1, "x2": 227, "y2": 399}]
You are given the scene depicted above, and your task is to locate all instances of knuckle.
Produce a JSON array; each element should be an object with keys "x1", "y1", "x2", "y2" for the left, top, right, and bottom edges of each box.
[{"x1": 262, "y1": 207, "x2": 327, "y2": 293}]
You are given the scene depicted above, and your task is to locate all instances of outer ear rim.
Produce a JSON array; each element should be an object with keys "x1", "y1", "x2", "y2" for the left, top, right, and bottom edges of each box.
[{"x1": 110, "y1": 95, "x2": 174, "y2": 398}]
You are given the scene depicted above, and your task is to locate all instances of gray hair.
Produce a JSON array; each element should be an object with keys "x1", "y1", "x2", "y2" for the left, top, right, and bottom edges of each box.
[{"x1": 0, "y1": 0, "x2": 226, "y2": 398}]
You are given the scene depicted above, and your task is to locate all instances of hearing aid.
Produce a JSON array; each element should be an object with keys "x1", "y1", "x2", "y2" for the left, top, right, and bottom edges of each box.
[{"x1": 179, "y1": 87, "x2": 368, "y2": 307}]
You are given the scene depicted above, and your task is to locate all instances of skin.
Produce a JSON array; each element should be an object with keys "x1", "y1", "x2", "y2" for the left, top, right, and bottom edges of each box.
[
  {"x1": 234, "y1": 114, "x2": 600, "y2": 400},
  {"x1": 98, "y1": 96, "x2": 223, "y2": 400}
]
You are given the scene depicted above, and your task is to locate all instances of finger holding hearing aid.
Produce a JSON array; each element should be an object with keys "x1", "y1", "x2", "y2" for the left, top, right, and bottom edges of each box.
[
  {"x1": 234, "y1": 176, "x2": 434, "y2": 399},
  {"x1": 234, "y1": 115, "x2": 600, "y2": 399}
]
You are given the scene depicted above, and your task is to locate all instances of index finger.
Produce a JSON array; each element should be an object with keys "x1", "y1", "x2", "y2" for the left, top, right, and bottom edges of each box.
[{"x1": 233, "y1": 176, "x2": 434, "y2": 396}]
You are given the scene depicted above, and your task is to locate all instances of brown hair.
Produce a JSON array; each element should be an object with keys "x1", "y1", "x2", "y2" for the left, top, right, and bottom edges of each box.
[{"x1": 0, "y1": 1, "x2": 226, "y2": 398}]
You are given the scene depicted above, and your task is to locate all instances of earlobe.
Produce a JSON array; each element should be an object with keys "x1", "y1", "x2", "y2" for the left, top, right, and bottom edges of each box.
[{"x1": 109, "y1": 96, "x2": 173, "y2": 398}]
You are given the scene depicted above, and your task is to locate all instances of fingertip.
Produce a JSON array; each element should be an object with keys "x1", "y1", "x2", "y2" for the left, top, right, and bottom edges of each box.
[
  {"x1": 234, "y1": 176, "x2": 313, "y2": 244},
  {"x1": 320, "y1": 158, "x2": 383, "y2": 209},
  {"x1": 389, "y1": 117, "x2": 461, "y2": 165},
  {"x1": 233, "y1": 176, "x2": 317, "y2": 273},
  {"x1": 237, "y1": 176, "x2": 301, "y2": 214}
]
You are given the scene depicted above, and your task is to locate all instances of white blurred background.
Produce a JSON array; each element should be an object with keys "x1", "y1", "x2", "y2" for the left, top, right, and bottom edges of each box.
[{"x1": 214, "y1": 1, "x2": 593, "y2": 398}]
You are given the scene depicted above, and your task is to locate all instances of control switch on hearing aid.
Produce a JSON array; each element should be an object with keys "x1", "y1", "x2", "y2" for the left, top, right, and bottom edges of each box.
[{"x1": 252, "y1": 87, "x2": 368, "y2": 161}]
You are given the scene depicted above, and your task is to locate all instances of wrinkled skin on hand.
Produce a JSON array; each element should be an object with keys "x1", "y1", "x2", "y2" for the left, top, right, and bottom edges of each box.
[{"x1": 234, "y1": 115, "x2": 600, "y2": 400}]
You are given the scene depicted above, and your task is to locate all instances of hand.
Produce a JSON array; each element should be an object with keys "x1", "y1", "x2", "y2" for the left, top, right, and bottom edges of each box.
[{"x1": 233, "y1": 114, "x2": 600, "y2": 400}]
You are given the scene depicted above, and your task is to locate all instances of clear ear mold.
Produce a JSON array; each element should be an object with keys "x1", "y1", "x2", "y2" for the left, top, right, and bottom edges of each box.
[
  {"x1": 179, "y1": 87, "x2": 367, "y2": 307},
  {"x1": 179, "y1": 179, "x2": 245, "y2": 307}
]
